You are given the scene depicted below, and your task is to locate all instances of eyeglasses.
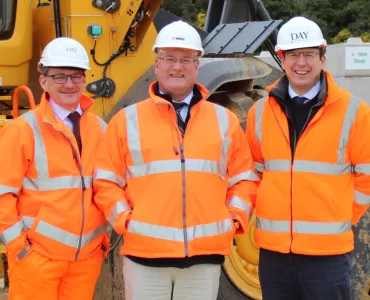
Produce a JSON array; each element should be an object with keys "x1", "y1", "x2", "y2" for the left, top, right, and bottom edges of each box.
[
  {"x1": 157, "y1": 56, "x2": 198, "y2": 65},
  {"x1": 285, "y1": 51, "x2": 320, "y2": 61},
  {"x1": 45, "y1": 73, "x2": 86, "y2": 84}
]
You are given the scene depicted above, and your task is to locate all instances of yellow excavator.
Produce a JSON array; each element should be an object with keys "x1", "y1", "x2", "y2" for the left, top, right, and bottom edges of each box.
[{"x1": 0, "y1": 1, "x2": 368, "y2": 299}]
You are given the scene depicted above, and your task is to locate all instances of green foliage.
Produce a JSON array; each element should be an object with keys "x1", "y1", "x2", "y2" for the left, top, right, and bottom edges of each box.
[
  {"x1": 161, "y1": 0, "x2": 208, "y2": 26},
  {"x1": 331, "y1": 29, "x2": 370, "y2": 44},
  {"x1": 162, "y1": 0, "x2": 370, "y2": 44},
  {"x1": 195, "y1": 12, "x2": 205, "y2": 30},
  {"x1": 331, "y1": 29, "x2": 352, "y2": 44},
  {"x1": 360, "y1": 32, "x2": 370, "y2": 42}
]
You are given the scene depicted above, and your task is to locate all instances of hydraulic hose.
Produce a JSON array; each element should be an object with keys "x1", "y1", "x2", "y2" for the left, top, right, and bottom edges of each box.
[
  {"x1": 53, "y1": 0, "x2": 62, "y2": 37},
  {"x1": 255, "y1": 0, "x2": 278, "y2": 46},
  {"x1": 12, "y1": 86, "x2": 36, "y2": 118}
]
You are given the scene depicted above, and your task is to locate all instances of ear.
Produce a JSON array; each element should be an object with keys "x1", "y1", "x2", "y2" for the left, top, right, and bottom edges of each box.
[
  {"x1": 39, "y1": 75, "x2": 48, "y2": 92},
  {"x1": 280, "y1": 56, "x2": 286, "y2": 71},
  {"x1": 195, "y1": 59, "x2": 200, "y2": 75},
  {"x1": 320, "y1": 55, "x2": 326, "y2": 69},
  {"x1": 154, "y1": 58, "x2": 160, "y2": 75}
]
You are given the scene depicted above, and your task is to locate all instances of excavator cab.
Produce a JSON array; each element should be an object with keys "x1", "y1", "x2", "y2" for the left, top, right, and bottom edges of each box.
[
  {"x1": 0, "y1": 0, "x2": 33, "y2": 128},
  {"x1": 0, "y1": 0, "x2": 17, "y2": 40}
]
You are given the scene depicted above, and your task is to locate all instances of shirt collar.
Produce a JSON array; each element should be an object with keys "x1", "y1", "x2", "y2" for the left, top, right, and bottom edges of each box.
[
  {"x1": 49, "y1": 98, "x2": 83, "y2": 122},
  {"x1": 159, "y1": 89, "x2": 193, "y2": 105},
  {"x1": 288, "y1": 80, "x2": 321, "y2": 100}
]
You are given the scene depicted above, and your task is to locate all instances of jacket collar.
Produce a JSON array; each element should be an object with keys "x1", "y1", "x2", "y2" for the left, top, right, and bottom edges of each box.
[
  {"x1": 148, "y1": 81, "x2": 209, "y2": 106},
  {"x1": 268, "y1": 70, "x2": 341, "y2": 107},
  {"x1": 40, "y1": 92, "x2": 94, "y2": 124}
]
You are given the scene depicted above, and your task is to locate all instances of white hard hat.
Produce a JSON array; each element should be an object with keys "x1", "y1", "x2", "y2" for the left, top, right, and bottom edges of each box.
[
  {"x1": 152, "y1": 21, "x2": 204, "y2": 57},
  {"x1": 38, "y1": 37, "x2": 90, "y2": 72},
  {"x1": 275, "y1": 17, "x2": 327, "y2": 52}
]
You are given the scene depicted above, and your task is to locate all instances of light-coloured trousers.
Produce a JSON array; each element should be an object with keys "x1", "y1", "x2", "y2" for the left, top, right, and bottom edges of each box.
[{"x1": 123, "y1": 256, "x2": 221, "y2": 300}]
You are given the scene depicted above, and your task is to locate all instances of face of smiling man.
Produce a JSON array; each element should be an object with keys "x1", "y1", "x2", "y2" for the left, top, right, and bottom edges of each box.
[
  {"x1": 281, "y1": 47, "x2": 326, "y2": 96},
  {"x1": 39, "y1": 67, "x2": 86, "y2": 111},
  {"x1": 155, "y1": 47, "x2": 200, "y2": 101}
]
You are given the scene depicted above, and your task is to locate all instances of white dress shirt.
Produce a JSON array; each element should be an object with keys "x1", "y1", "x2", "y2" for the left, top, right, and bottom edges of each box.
[
  {"x1": 49, "y1": 99, "x2": 83, "y2": 132},
  {"x1": 288, "y1": 81, "x2": 321, "y2": 104},
  {"x1": 160, "y1": 89, "x2": 193, "y2": 122}
]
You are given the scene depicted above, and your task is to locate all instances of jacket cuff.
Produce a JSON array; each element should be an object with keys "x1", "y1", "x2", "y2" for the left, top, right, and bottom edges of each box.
[{"x1": 114, "y1": 210, "x2": 132, "y2": 235}]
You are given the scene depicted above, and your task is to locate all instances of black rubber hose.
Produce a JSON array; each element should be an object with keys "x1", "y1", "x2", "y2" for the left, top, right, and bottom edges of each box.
[
  {"x1": 54, "y1": 0, "x2": 62, "y2": 37},
  {"x1": 255, "y1": 0, "x2": 278, "y2": 46}
]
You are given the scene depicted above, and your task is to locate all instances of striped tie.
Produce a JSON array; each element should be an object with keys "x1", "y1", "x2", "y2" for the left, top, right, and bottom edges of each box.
[{"x1": 172, "y1": 102, "x2": 187, "y2": 136}]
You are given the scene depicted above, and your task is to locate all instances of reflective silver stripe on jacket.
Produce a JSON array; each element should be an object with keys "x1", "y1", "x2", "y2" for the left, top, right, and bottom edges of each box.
[
  {"x1": 255, "y1": 96, "x2": 268, "y2": 147},
  {"x1": 23, "y1": 176, "x2": 92, "y2": 191},
  {"x1": 228, "y1": 170, "x2": 260, "y2": 188},
  {"x1": 0, "y1": 221, "x2": 24, "y2": 245},
  {"x1": 128, "y1": 218, "x2": 233, "y2": 242},
  {"x1": 20, "y1": 215, "x2": 106, "y2": 248},
  {"x1": 227, "y1": 196, "x2": 252, "y2": 219},
  {"x1": 256, "y1": 217, "x2": 351, "y2": 235},
  {"x1": 255, "y1": 162, "x2": 264, "y2": 173},
  {"x1": 21, "y1": 111, "x2": 99, "y2": 189},
  {"x1": 354, "y1": 163, "x2": 370, "y2": 175},
  {"x1": 107, "y1": 200, "x2": 132, "y2": 227},
  {"x1": 215, "y1": 104, "x2": 231, "y2": 178},
  {"x1": 126, "y1": 105, "x2": 144, "y2": 165},
  {"x1": 22, "y1": 111, "x2": 49, "y2": 182},
  {"x1": 125, "y1": 103, "x2": 233, "y2": 179},
  {"x1": 18, "y1": 111, "x2": 105, "y2": 249},
  {"x1": 98, "y1": 117, "x2": 107, "y2": 132},
  {"x1": 0, "y1": 185, "x2": 20, "y2": 196},
  {"x1": 255, "y1": 95, "x2": 361, "y2": 174},
  {"x1": 22, "y1": 216, "x2": 35, "y2": 229},
  {"x1": 127, "y1": 159, "x2": 219, "y2": 178},
  {"x1": 94, "y1": 169, "x2": 126, "y2": 189},
  {"x1": 355, "y1": 190, "x2": 370, "y2": 206},
  {"x1": 35, "y1": 220, "x2": 107, "y2": 249}
]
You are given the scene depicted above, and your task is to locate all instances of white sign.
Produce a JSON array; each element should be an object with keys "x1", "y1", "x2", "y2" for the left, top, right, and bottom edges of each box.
[
  {"x1": 345, "y1": 47, "x2": 370, "y2": 70},
  {"x1": 0, "y1": 77, "x2": 2, "y2": 86}
]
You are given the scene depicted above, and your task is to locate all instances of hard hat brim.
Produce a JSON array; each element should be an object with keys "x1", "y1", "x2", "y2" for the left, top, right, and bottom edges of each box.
[
  {"x1": 152, "y1": 44, "x2": 204, "y2": 57},
  {"x1": 275, "y1": 39, "x2": 327, "y2": 52}
]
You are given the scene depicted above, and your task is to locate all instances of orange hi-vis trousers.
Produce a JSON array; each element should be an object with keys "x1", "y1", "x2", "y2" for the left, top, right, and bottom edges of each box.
[{"x1": 8, "y1": 250, "x2": 103, "y2": 300}]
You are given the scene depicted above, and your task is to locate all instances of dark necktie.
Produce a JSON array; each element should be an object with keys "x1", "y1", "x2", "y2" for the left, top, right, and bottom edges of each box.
[
  {"x1": 68, "y1": 112, "x2": 82, "y2": 154},
  {"x1": 172, "y1": 102, "x2": 187, "y2": 136},
  {"x1": 294, "y1": 96, "x2": 308, "y2": 105}
]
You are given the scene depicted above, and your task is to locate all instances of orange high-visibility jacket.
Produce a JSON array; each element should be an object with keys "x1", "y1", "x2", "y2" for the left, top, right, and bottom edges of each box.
[
  {"x1": 0, "y1": 93, "x2": 108, "y2": 262},
  {"x1": 93, "y1": 82, "x2": 259, "y2": 258},
  {"x1": 247, "y1": 70, "x2": 370, "y2": 256}
]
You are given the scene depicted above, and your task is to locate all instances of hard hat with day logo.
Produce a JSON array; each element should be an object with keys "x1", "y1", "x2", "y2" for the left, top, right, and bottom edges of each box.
[
  {"x1": 37, "y1": 37, "x2": 90, "y2": 72},
  {"x1": 152, "y1": 20, "x2": 204, "y2": 57},
  {"x1": 275, "y1": 16, "x2": 327, "y2": 52}
]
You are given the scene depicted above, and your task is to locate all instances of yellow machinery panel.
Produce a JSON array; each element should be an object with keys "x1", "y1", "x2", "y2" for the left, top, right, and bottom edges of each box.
[
  {"x1": 28, "y1": 0, "x2": 162, "y2": 119},
  {"x1": 0, "y1": 1, "x2": 32, "y2": 88}
]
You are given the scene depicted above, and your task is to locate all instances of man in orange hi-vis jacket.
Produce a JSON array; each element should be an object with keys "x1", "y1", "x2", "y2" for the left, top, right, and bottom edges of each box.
[
  {"x1": 0, "y1": 37, "x2": 108, "y2": 300},
  {"x1": 93, "y1": 20, "x2": 260, "y2": 300},
  {"x1": 246, "y1": 16, "x2": 370, "y2": 300}
]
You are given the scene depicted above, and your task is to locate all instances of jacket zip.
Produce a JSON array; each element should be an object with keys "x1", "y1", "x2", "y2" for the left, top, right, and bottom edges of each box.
[
  {"x1": 168, "y1": 105, "x2": 189, "y2": 257},
  {"x1": 285, "y1": 103, "x2": 324, "y2": 251},
  {"x1": 282, "y1": 105, "x2": 296, "y2": 251},
  {"x1": 51, "y1": 126, "x2": 86, "y2": 260},
  {"x1": 179, "y1": 142, "x2": 188, "y2": 256},
  {"x1": 43, "y1": 104, "x2": 93, "y2": 260}
]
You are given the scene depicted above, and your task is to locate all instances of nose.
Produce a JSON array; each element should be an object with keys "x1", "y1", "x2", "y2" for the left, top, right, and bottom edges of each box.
[
  {"x1": 296, "y1": 53, "x2": 307, "y2": 65},
  {"x1": 64, "y1": 76, "x2": 75, "y2": 87},
  {"x1": 172, "y1": 60, "x2": 183, "y2": 70}
]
